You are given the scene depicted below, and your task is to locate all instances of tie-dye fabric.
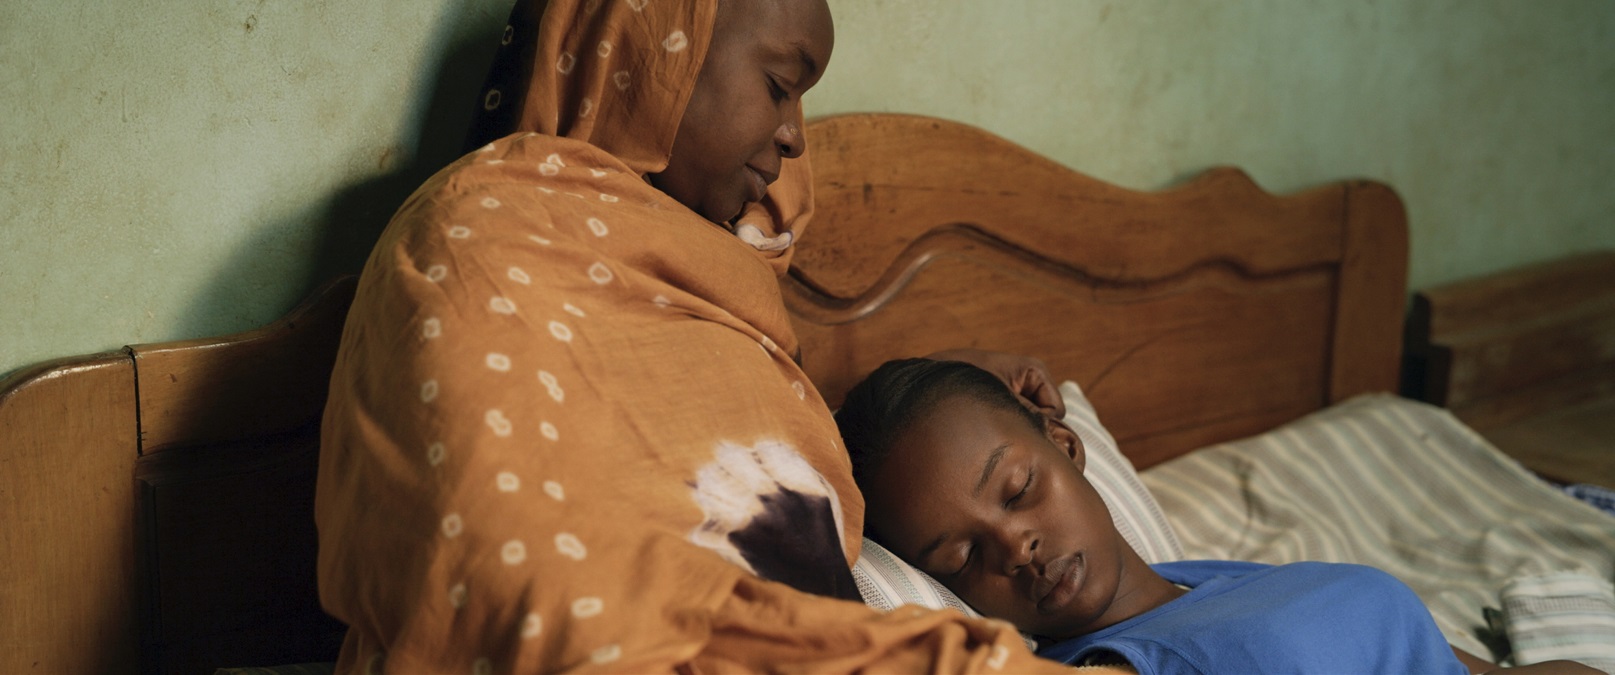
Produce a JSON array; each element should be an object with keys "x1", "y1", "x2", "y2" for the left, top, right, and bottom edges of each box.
[{"x1": 314, "y1": 0, "x2": 1060, "y2": 672}]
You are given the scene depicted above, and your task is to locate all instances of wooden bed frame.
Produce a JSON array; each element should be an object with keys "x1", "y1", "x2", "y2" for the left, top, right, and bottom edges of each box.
[{"x1": 0, "y1": 113, "x2": 1407, "y2": 674}]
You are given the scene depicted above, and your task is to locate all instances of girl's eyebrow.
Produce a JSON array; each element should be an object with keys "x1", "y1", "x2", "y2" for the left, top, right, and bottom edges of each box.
[{"x1": 974, "y1": 443, "x2": 1010, "y2": 496}]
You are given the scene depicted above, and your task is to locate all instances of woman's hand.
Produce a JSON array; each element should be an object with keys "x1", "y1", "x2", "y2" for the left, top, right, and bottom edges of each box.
[{"x1": 924, "y1": 348, "x2": 1064, "y2": 418}]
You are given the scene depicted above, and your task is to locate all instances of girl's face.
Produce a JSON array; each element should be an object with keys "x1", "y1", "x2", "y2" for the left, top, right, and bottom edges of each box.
[
  {"x1": 650, "y1": 0, "x2": 834, "y2": 224},
  {"x1": 863, "y1": 395, "x2": 1142, "y2": 639}
]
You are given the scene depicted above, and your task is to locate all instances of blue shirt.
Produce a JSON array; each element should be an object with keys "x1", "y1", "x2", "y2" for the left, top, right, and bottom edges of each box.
[{"x1": 1038, "y1": 560, "x2": 1467, "y2": 675}]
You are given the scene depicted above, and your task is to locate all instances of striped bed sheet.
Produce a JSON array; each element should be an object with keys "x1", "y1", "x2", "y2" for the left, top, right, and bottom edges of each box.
[{"x1": 1140, "y1": 394, "x2": 1615, "y2": 664}]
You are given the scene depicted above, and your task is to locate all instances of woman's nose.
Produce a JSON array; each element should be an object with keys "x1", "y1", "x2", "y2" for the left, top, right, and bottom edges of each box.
[{"x1": 774, "y1": 120, "x2": 804, "y2": 159}]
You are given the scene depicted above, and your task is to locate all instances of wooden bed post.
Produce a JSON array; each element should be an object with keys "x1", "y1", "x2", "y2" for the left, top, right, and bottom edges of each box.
[
  {"x1": 0, "y1": 352, "x2": 142, "y2": 674},
  {"x1": 1331, "y1": 180, "x2": 1410, "y2": 402}
]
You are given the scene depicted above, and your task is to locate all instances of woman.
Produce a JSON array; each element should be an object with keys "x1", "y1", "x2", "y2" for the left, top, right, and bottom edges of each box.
[{"x1": 315, "y1": 0, "x2": 1074, "y2": 671}]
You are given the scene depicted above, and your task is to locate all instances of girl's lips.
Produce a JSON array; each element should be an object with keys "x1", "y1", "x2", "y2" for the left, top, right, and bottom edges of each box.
[{"x1": 1036, "y1": 553, "x2": 1085, "y2": 612}]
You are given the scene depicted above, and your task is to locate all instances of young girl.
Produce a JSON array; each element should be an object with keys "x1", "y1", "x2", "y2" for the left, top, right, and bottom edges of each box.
[{"x1": 836, "y1": 357, "x2": 1594, "y2": 674}]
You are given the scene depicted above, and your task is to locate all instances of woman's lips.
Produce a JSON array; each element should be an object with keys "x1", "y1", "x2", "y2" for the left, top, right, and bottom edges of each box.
[
  {"x1": 744, "y1": 167, "x2": 768, "y2": 203},
  {"x1": 1036, "y1": 553, "x2": 1085, "y2": 612}
]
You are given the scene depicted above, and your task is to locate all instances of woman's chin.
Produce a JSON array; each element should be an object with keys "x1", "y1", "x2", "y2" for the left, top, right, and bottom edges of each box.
[{"x1": 713, "y1": 198, "x2": 749, "y2": 226}]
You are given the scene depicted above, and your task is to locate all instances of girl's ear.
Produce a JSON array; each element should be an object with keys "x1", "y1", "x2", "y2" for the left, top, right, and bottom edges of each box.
[{"x1": 1044, "y1": 416, "x2": 1085, "y2": 471}]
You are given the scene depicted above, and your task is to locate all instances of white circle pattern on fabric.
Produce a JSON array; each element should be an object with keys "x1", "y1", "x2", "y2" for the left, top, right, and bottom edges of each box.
[
  {"x1": 792, "y1": 381, "x2": 806, "y2": 400},
  {"x1": 591, "y1": 645, "x2": 622, "y2": 665},
  {"x1": 441, "y1": 513, "x2": 464, "y2": 538},
  {"x1": 538, "y1": 370, "x2": 564, "y2": 402},
  {"x1": 422, "y1": 317, "x2": 442, "y2": 339},
  {"x1": 490, "y1": 297, "x2": 517, "y2": 314},
  {"x1": 539, "y1": 162, "x2": 560, "y2": 176},
  {"x1": 556, "y1": 52, "x2": 576, "y2": 74},
  {"x1": 597, "y1": 41, "x2": 612, "y2": 58},
  {"x1": 485, "y1": 409, "x2": 513, "y2": 437},
  {"x1": 473, "y1": 657, "x2": 492, "y2": 675},
  {"x1": 544, "y1": 480, "x2": 565, "y2": 501},
  {"x1": 625, "y1": 0, "x2": 648, "y2": 11},
  {"x1": 481, "y1": 196, "x2": 501, "y2": 209},
  {"x1": 448, "y1": 226, "x2": 472, "y2": 239},
  {"x1": 485, "y1": 353, "x2": 511, "y2": 372},
  {"x1": 427, "y1": 441, "x2": 446, "y2": 467},
  {"x1": 521, "y1": 613, "x2": 543, "y2": 640},
  {"x1": 528, "y1": 234, "x2": 552, "y2": 246},
  {"x1": 599, "y1": 193, "x2": 619, "y2": 203},
  {"x1": 478, "y1": 143, "x2": 494, "y2": 153},
  {"x1": 588, "y1": 262, "x2": 613, "y2": 284},
  {"x1": 760, "y1": 336, "x2": 776, "y2": 352},
  {"x1": 612, "y1": 71, "x2": 630, "y2": 91},
  {"x1": 483, "y1": 90, "x2": 500, "y2": 111},
  {"x1": 589, "y1": 168, "x2": 608, "y2": 178},
  {"x1": 501, "y1": 540, "x2": 527, "y2": 565},
  {"x1": 485, "y1": 159, "x2": 504, "y2": 166},
  {"x1": 426, "y1": 265, "x2": 448, "y2": 282},
  {"x1": 420, "y1": 380, "x2": 439, "y2": 403},
  {"x1": 556, "y1": 533, "x2": 586, "y2": 560},
  {"x1": 540, "y1": 421, "x2": 558, "y2": 441},
  {"x1": 497, "y1": 471, "x2": 520, "y2": 492},
  {"x1": 548, "y1": 321, "x2": 573, "y2": 343},
  {"x1": 653, "y1": 295, "x2": 671, "y2": 308},
  {"x1": 572, "y1": 597, "x2": 603, "y2": 618},
  {"x1": 508, "y1": 267, "x2": 531, "y2": 284},
  {"x1": 449, "y1": 582, "x2": 468, "y2": 609},
  {"x1": 664, "y1": 30, "x2": 688, "y2": 52},
  {"x1": 563, "y1": 303, "x2": 586, "y2": 317},
  {"x1": 579, "y1": 97, "x2": 594, "y2": 118},
  {"x1": 587, "y1": 217, "x2": 608, "y2": 237}
]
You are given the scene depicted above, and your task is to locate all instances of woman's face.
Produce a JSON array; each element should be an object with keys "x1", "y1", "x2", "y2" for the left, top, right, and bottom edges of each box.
[{"x1": 650, "y1": 0, "x2": 834, "y2": 224}]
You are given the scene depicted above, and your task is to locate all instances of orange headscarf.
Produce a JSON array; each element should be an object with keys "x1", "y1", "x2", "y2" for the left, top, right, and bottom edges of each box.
[
  {"x1": 315, "y1": 0, "x2": 1062, "y2": 671},
  {"x1": 467, "y1": 0, "x2": 813, "y2": 274}
]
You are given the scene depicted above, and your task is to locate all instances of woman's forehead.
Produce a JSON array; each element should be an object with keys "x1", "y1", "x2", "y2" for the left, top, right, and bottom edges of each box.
[{"x1": 715, "y1": 0, "x2": 834, "y2": 59}]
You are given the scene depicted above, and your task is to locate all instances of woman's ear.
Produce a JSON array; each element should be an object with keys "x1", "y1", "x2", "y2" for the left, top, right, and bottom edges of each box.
[{"x1": 1044, "y1": 416, "x2": 1085, "y2": 471}]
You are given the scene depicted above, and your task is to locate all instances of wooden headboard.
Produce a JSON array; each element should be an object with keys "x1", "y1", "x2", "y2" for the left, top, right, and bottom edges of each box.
[
  {"x1": 0, "y1": 114, "x2": 1407, "y2": 673},
  {"x1": 787, "y1": 114, "x2": 1407, "y2": 468}
]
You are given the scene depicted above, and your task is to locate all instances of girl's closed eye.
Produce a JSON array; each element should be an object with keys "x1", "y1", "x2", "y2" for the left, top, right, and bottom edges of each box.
[
  {"x1": 951, "y1": 547, "x2": 974, "y2": 578},
  {"x1": 1006, "y1": 465, "x2": 1036, "y2": 508}
]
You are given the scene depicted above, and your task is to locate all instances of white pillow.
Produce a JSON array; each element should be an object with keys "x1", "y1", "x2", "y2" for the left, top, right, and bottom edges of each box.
[
  {"x1": 1060, "y1": 381, "x2": 1184, "y2": 566},
  {"x1": 851, "y1": 380, "x2": 1183, "y2": 615}
]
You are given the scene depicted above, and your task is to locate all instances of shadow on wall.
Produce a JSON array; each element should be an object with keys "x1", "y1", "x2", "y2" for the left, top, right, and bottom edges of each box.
[
  {"x1": 178, "y1": 9, "x2": 508, "y2": 342},
  {"x1": 307, "y1": 27, "x2": 508, "y2": 284}
]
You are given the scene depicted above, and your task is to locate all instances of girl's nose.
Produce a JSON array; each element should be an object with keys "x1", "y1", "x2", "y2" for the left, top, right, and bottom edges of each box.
[{"x1": 996, "y1": 527, "x2": 1038, "y2": 576}]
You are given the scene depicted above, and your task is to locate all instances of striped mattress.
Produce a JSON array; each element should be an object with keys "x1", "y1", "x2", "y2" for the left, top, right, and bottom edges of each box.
[{"x1": 1141, "y1": 394, "x2": 1615, "y2": 667}]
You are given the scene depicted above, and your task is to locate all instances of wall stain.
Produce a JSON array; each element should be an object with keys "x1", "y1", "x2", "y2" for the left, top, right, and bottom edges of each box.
[{"x1": 244, "y1": 14, "x2": 257, "y2": 34}]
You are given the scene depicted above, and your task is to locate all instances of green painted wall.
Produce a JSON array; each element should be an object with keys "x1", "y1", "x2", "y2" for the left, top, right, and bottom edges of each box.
[{"x1": 4, "y1": 0, "x2": 1613, "y2": 377}]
